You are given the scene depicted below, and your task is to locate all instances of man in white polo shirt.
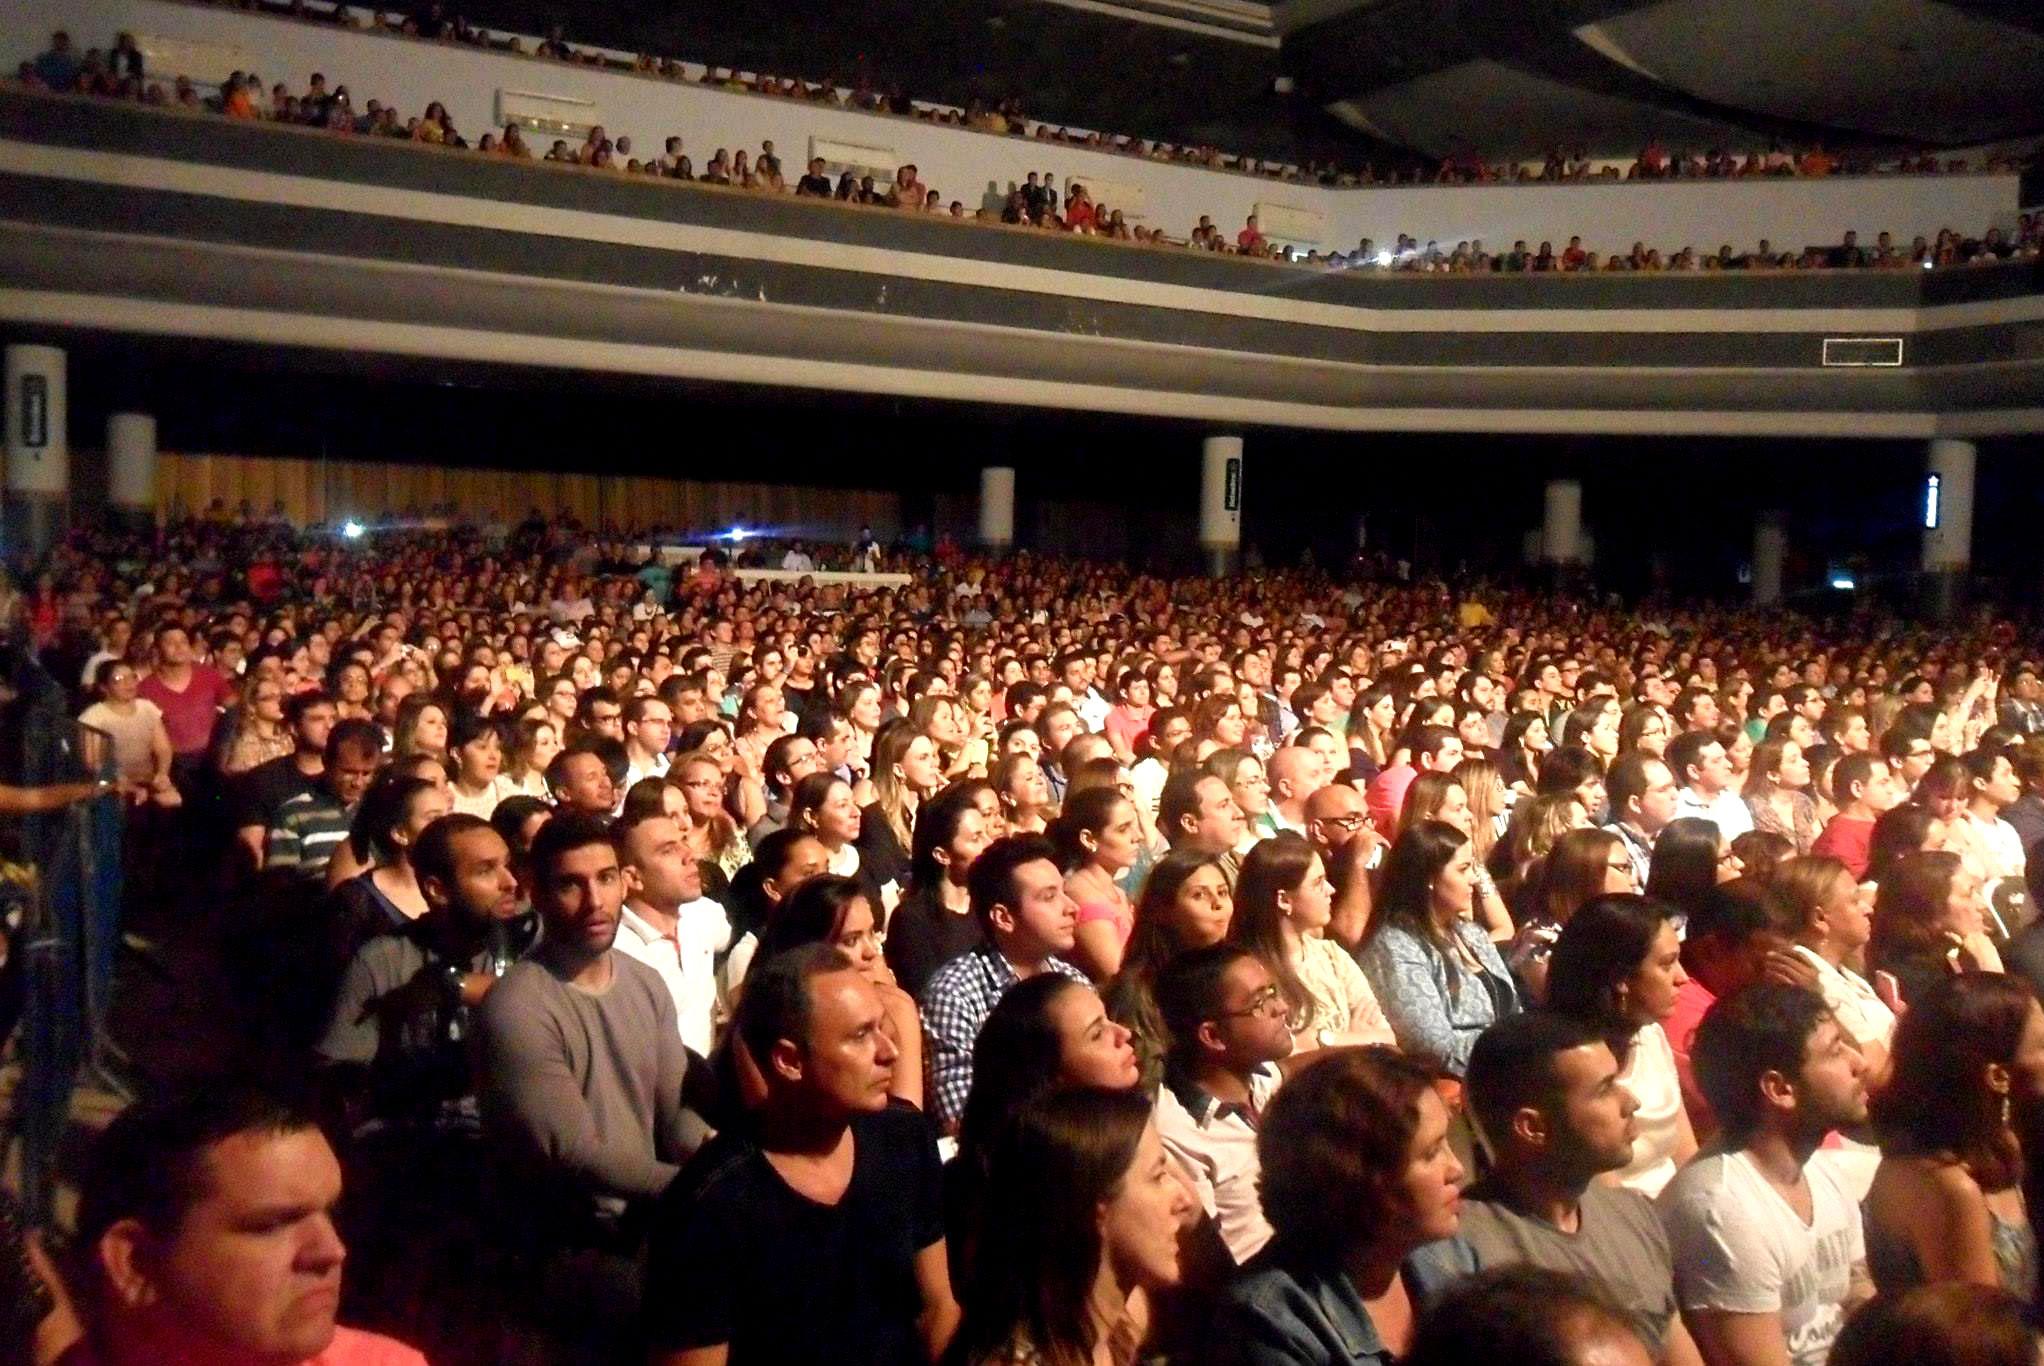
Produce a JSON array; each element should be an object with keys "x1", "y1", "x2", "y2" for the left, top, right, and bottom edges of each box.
[{"x1": 614, "y1": 810, "x2": 731, "y2": 1056}]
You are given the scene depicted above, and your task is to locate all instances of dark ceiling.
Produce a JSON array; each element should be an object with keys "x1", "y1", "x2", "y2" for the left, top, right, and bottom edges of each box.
[{"x1": 437, "y1": 0, "x2": 2044, "y2": 166}]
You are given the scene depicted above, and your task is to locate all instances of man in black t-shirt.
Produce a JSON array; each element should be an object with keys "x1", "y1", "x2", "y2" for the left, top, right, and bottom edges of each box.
[
  {"x1": 645, "y1": 943, "x2": 959, "y2": 1365},
  {"x1": 795, "y1": 157, "x2": 834, "y2": 197}
]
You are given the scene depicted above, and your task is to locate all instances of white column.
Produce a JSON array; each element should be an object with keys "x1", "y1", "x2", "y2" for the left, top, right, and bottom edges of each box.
[
  {"x1": 107, "y1": 412, "x2": 158, "y2": 522},
  {"x1": 1200, "y1": 434, "x2": 1243, "y2": 576},
  {"x1": 1542, "y1": 478, "x2": 1583, "y2": 565},
  {"x1": 978, "y1": 465, "x2": 1015, "y2": 549},
  {"x1": 1922, "y1": 438, "x2": 1975, "y2": 572},
  {"x1": 1753, "y1": 512, "x2": 1786, "y2": 607},
  {"x1": 4, "y1": 344, "x2": 69, "y2": 557}
]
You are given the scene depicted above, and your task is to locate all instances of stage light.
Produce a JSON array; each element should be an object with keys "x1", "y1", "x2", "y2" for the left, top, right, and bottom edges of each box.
[
  {"x1": 1830, "y1": 574, "x2": 1856, "y2": 591},
  {"x1": 726, "y1": 525, "x2": 752, "y2": 542},
  {"x1": 342, "y1": 519, "x2": 365, "y2": 539},
  {"x1": 1375, "y1": 250, "x2": 1393, "y2": 267}
]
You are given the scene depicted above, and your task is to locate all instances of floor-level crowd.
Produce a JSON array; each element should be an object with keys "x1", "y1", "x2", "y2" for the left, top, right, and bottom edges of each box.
[{"x1": 5, "y1": 516, "x2": 2044, "y2": 1365}]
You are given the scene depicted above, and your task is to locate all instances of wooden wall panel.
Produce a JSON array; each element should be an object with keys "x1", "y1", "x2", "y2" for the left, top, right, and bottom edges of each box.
[{"x1": 154, "y1": 452, "x2": 901, "y2": 538}]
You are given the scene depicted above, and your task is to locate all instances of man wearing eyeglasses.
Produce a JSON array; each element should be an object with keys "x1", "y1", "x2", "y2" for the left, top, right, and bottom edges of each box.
[{"x1": 1153, "y1": 943, "x2": 1296, "y2": 1266}]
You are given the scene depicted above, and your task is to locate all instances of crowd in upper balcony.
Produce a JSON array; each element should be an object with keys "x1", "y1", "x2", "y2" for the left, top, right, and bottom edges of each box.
[{"x1": 14, "y1": 22, "x2": 2044, "y2": 273}]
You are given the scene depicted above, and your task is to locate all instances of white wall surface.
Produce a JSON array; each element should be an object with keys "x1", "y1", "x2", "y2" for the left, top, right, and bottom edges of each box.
[{"x1": 3, "y1": 0, "x2": 2022, "y2": 257}]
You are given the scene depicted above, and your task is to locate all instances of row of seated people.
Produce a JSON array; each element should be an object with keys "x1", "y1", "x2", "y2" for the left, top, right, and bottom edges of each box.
[
  {"x1": 1439, "y1": 139, "x2": 2022, "y2": 188},
  {"x1": 19, "y1": 27, "x2": 2035, "y2": 271},
  {"x1": 128, "y1": 0, "x2": 2039, "y2": 190},
  {"x1": 10, "y1": 516, "x2": 2044, "y2": 1364}
]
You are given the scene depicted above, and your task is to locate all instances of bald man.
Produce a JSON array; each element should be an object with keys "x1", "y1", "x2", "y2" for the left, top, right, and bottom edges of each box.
[
  {"x1": 1305, "y1": 782, "x2": 1381, "y2": 950},
  {"x1": 1268, "y1": 746, "x2": 1326, "y2": 835}
]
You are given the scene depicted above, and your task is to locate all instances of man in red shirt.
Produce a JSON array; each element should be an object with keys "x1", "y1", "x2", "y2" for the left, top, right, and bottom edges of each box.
[
  {"x1": 1236, "y1": 214, "x2": 1265, "y2": 253},
  {"x1": 64, "y1": 1084, "x2": 426, "y2": 1365},
  {"x1": 136, "y1": 625, "x2": 234, "y2": 766},
  {"x1": 1810, "y1": 753, "x2": 1903, "y2": 880}
]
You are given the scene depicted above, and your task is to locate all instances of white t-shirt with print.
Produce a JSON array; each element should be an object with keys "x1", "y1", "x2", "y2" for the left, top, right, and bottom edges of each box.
[{"x1": 1659, "y1": 1149, "x2": 1863, "y2": 1366}]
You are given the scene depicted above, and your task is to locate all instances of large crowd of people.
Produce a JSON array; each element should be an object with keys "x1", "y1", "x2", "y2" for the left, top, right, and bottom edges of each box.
[
  {"x1": 4, "y1": 505, "x2": 2044, "y2": 1365},
  {"x1": 18, "y1": 22, "x2": 2044, "y2": 271}
]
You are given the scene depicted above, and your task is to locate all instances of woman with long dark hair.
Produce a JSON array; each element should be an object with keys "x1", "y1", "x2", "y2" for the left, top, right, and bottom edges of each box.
[
  {"x1": 1870, "y1": 850, "x2": 2001, "y2": 1007},
  {"x1": 1358, "y1": 820, "x2": 1519, "y2": 1076},
  {"x1": 1103, "y1": 849, "x2": 1234, "y2": 1092},
  {"x1": 1644, "y1": 817, "x2": 1733, "y2": 928},
  {"x1": 1228, "y1": 832, "x2": 1393, "y2": 1056},
  {"x1": 949, "y1": 977, "x2": 1141, "y2": 1277},
  {"x1": 1545, "y1": 894, "x2": 1698, "y2": 1196},
  {"x1": 946, "y1": 1088, "x2": 1191, "y2": 1366},
  {"x1": 1866, "y1": 973, "x2": 2044, "y2": 1309}
]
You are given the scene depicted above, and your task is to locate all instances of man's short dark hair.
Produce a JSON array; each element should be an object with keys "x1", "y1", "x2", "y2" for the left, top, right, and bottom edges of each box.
[
  {"x1": 762, "y1": 734, "x2": 807, "y2": 791},
  {"x1": 1411, "y1": 725, "x2": 1457, "y2": 767},
  {"x1": 1158, "y1": 771, "x2": 1210, "y2": 845},
  {"x1": 76, "y1": 1082, "x2": 321, "y2": 1274},
  {"x1": 1606, "y1": 751, "x2": 1660, "y2": 815},
  {"x1": 1665, "y1": 730, "x2": 1712, "y2": 786},
  {"x1": 527, "y1": 810, "x2": 616, "y2": 887},
  {"x1": 1692, "y1": 983, "x2": 1831, "y2": 1143},
  {"x1": 544, "y1": 739, "x2": 606, "y2": 796},
  {"x1": 734, "y1": 941, "x2": 854, "y2": 1068},
  {"x1": 1832, "y1": 752, "x2": 1877, "y2": 805},
  {"x1": 1535, "y1": 746, "x2": 1604, "y2": 798},
  {"x1": 413, "y1": 811, "x2": 496, "y2": 891},
  {"x1": 1464, "y1": 1010, "x2": 1607, "y2": 1154},
  {"x1": 967, "y1": 833, "x2": 1057, "y2": 927},
  {"x1": 285, "y1": 689, "x2": 335, "y2": 729},
  {"x1": 1005, "y1": 681, "x2": 1046, "y2": 715},
  {"x1": 324, "y1": 717, "x2": 383, "y2": 767},
  {"x1": 1404, "y1": 1266, "x2": 1643, "y2": 1366},
  {"x1": 1155, "y1": 942, "x2": 1254, "y2": 1062},
  {"x1": 1964, "y1": 743, "x2": 2010, "y2": 786}
]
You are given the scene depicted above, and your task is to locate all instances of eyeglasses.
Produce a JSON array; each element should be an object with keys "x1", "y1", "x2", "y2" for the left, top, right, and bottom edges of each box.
[
  {"x1": 1316, "y1": 813, "x2": 1366, "y2": 832},
  {"x1": 1216, "y1": 984, "x2": 1289, "y2": 1020}
]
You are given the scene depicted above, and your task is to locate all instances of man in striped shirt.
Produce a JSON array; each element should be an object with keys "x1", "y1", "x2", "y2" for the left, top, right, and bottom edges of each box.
[{"x1": 265, "y1": 719, "x2": 383, "y2": 880}]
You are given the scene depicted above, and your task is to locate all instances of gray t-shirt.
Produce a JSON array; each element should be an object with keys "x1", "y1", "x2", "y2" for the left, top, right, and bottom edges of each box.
[
  {"x1": 1449, "y1": 1180, "x2": 1679, "y2": 1351},
  {"x1": 477, "y1": 950, "x2": 706, "y2": 1233}
]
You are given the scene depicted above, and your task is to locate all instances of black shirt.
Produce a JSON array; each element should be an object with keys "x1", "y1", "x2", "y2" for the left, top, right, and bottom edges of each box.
[
  {"x1": 885, "y1": 883, "x2": 986, "y2": 999},
  {"x1": 796, "y1": 173, "x2": 833, "y2": 197},
  {"x1": 234, "y1": 752, "x2": 321, "y2": 830},
  {"x1": 643, "y1": 1101, "x2": 944, "y2": 1364}
]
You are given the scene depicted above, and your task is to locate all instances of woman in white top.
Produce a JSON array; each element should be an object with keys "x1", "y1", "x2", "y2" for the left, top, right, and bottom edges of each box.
[
  {"x1": 1775, "y1": 854, "x2": 1897, "y2": 1072},
  {"x1": 499, "y1": 716, "x2": 561, "y2": 802},
  {"x1": 1227, "y1": 832, "x2": 1396, "y2": 1054},
  {"x1": 77, "y1": 660, "x2": 177, "y2": 806},
  {"x1": 1546, "y1": 893, "x2": 1698, "y2": 1197},
  {"x1": 446, "y1": 711, "x2": 508, "y2": 819},
  {"x1": 785, "y1": 771, "x2": 864, "y2": 882}
]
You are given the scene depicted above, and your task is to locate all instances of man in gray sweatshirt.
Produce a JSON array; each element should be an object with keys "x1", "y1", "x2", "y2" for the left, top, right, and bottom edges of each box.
[{"x1": 478, "y1": 811, "x2": 708, "y2": 1363}]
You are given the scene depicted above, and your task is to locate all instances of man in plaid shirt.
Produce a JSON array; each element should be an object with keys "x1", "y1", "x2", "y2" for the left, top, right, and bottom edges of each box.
[{"x1": 917, "y1": 834, "x2": 1087, "y2": 1132}]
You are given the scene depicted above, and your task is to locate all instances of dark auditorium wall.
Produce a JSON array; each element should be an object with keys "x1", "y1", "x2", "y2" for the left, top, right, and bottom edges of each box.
[{"x1": 154, "y1": 451, "x2": 901, "y2": 538}]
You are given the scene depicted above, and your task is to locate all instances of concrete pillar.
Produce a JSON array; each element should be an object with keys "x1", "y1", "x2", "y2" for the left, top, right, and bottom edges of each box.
[
  {"x1": 1200, "y1": 434, "x2": 1243, "y2": 577},
  {"x1": 1542, "y1": 479, "x2": 1583, "y2": 565},
  {"x1": 978, "y1": 465, "x2": 1015, "y2": 549},
  {"x1": 1922, "y1": 438, "x2": 1976, "y2": 621},
  {"x1": 1753, "y1": 512, "x2": 1786, "y2": 607},
  {"x1": 107, "y1": 412, "x2": 158, "y2": 531},
  {"x1": 3, "y1": 344, "x2": 69, "y2": 560}
]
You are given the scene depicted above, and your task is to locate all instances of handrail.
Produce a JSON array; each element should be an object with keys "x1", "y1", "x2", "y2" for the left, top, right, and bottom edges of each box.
[{"x1": 3, "y1": 83, "x2": 2031, "y2": 281}]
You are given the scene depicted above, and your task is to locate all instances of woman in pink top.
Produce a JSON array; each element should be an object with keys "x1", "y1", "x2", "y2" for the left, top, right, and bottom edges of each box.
[{"x1": 1054, "y1": 786, "x2": 1144, "y2": 980}]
